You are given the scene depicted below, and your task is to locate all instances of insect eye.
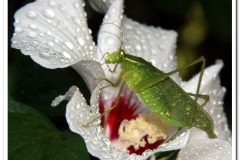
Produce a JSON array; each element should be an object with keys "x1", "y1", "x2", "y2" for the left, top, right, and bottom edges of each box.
[{"x1": 120, "y1": 51, "x2": 124, "y2": 57}]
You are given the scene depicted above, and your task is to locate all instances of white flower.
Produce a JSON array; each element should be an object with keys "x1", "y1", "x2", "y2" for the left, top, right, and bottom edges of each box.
[{"x1": 11, "y1": 0, "x2": 232, "y2": 159}]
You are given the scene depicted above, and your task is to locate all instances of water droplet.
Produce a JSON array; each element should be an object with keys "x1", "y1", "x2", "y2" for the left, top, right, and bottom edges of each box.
[
  {"x1": 47, "y1": 31, "x2": 52, "y2": 36},
  {"x1": 47, "y1": 42, "x2": 54, "y2": 47},
  {"x1": 54, "y1": 38, "x2": 59, "y2": 43},
  {"x1": 58, "y1": 4, "x2": 66, "y2": 12},
  {"x1": 15, "y1": 19, "x2": 20, "y2": 24},
  {"x1": 171, "y1": 102, "x2": 176, "y2": 106},
  {"x1": 27, "y1": 31, "x2": 37, "y2": 38},
  {"x1": 65, "y1": 42, "x2": 73, "y2": 50},
  {"x1": 185, "y1": 103, "x2": 191, "y2": 111},
  {"x1": 42, "y1": 9, "x2": 55, "y2": 19},
  {"x1": 39, "y1": 33, "x2": 44, "y2": 37},
  {"x1": 39, "y1": 52, "x2": 50, "y2": 59},
  {"x1": 15, "y1": 27, "x2": 23, "y2": 33},
  {"x1": 105, "y1": 36, "x2": 114, "y2": 45},
  {"x1": 81, "y1": 0, "x2": 85, "y2": 7},
  {"x1": 48, "y1": 0, "x2": 56, "y2": 7},
  {"x1": 72, "y1": 17, "x2": 80, "y2": 25},
  {"x1": 28, "y1": 24, "x2": 38, "y2": 30},
  {"x1": 74, "y1": 2, "x2": 79, "y2": 8},
  {"x1": 111, "y1": 7, "x2": 116, "y2": 13},
  {"x1": 62, "y1": 51, "x2": 71, "y2": 59},
  {"x1": 104, "y1": 14, "x2": 110, "y2": 20},
  {"x1": 76, "y1": 37, "x2": 85, "y2": 46},
  {"x1": 135, "y1": 44, "x2": 142, "y2": 51},
  {"x1": 57, "y1": 20, "x2": 67, "y2": 29},
  {"x1": 89, "y1": 29, "x2": 92, "y2": 34},
  {"x1": 26, "y1": 10, "x2": 37, "y2": 19},
  {"x1": 75, "y1": 103, "x2": 80, "y2": 109}
]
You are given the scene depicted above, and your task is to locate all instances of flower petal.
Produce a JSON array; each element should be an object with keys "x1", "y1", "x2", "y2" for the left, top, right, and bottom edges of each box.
[
  {"x1": 96, "y1": 0, "x2": 124, "y2": 81},
  {"x1": 88, "y1": 0, "x2": 113, "y2": 13},
  {"x1": 177, "y1": 128, "x2": 232, "y2": 160},
  {"x1": 71, "y1": 60, "x2": 105, "y2": 92},
  {"x1": 61, "y1": 83, "x2": 190, "y2": 159},
  {"x1": 122, "y1": 17, "x2": 181, "y2": 83},
  {"x1": 11, "y1": 0, "x2": 96, "y2": 69},
  {"x1": 182, "y1": 60, "x2": 231, "y2": 141}
]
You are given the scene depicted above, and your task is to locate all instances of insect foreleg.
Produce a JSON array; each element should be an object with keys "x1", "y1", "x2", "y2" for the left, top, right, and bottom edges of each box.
[
  {"x1": 82, "y1": 81, "x2": 125, "y2": 127},
  {"x1": 187, "y1": 93, "x2": 209, "y2": 107},
  {"x1": 99, "y1": 73, "x2": 123, "y2": 87},
  {"x1": 108, "y1": 63, "x2": 119, "y2": 73}
]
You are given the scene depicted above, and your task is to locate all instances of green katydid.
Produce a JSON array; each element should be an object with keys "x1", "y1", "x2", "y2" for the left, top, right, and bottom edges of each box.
[{"x1": 83, "y1": 24, "x2": 217, "y2": 139}]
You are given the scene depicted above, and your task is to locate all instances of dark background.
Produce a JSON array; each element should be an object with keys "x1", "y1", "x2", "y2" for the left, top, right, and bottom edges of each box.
[{"x1": 8, "y1": 0, "x2": 232, "y2": 159}]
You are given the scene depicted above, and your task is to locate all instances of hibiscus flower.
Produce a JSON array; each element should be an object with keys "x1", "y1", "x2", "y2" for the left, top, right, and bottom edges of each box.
[{"x1": 11, "y1": 0, "x2": 232, "y2": 159}]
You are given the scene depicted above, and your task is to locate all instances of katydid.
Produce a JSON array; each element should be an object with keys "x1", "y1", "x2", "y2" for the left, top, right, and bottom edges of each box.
[
  {"x1": 83, "y1": 47, "x2": 217, "y2": 139},
  {"x1": 82, "y1": 26, "x2": 217, "y2": 139}
]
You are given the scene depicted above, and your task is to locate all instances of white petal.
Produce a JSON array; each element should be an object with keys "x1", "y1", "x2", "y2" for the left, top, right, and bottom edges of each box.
[
  {"x1": 122, "y1": 17, "x2": 181, "y2": 83},
  {"x1": 51, "y1": 86, "x2": 78, "y2": 106},
  {"x1": 182, "y1": 60, "x2": 223, "y2": 93},
  {"x1": 182, "y1": 60, "x2": 231, "y2": 141},
  {"x1": 88, "y1": 0, "x2": 113, "y2": 13},
  {"x1": 71, "y1": 60, "x2": 105, "y2": 93},
  {"x1": 177, "y1": 128, "x2": 232, "y2": 160},
  {"x1": 11, "y1": 0, "x2": 96, "y2": 69},
  {"x1": 63, "y1": 83, "x2": 189, "y2": 159},
  {"x1": 96, "y1": 0, "x2": 124, "y2": 82}
]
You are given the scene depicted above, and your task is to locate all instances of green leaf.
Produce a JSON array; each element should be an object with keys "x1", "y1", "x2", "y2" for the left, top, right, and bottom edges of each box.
[
  {"x1": 8, "y1": 100, "x2": 90, "y2": 160},
  {"x1": 153, "y1": 150, "x2": 180, "y2": 160},
  {"x1": 8, "y1": 50, "x2": 90, "y2": 125}
]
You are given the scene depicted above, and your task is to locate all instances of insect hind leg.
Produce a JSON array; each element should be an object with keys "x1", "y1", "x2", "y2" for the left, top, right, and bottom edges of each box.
[
  {"x1": 187, "y1": 92, "x2": 209, "y2": 107},
  {"x1": 188, "y1": 57, "x2": 206, "y2": 127}
]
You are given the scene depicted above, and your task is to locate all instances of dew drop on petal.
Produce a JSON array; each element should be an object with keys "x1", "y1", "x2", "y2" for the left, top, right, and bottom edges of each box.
[
  {"x1": 27, "y1": 31, "x2": 37, "y2": 38},
  {"x1": 61, "y1": 51, "x2": 71, "y2": 59},
  {"x1": 47, "y1": 41, "x2": 54, "y2": 48},
  {"x1": 89, "y1": 29, "x2": 92, "y2": 34},
  {"x1": 15, "y1": 27, "x2": 23, "y2": 33},
  {"x1": 64, "y1": 42, "x2": 73, "y2": 50},
  {"x1": 26, "y1": 10, "x2": 37, "y2": 19},
  {"x1": 74, "y1": 2, "x2": 79, "y2": 8},
  {"x1": 105, "y1": 36, "x2": 114, "y2": 45},
  {"x1": 76, "y1": 37, "x2": 85, "y2": 46},
  {"x1": 104, "y1": 14, "x2": 110, "y2": 20},
  {"x1": 75, "y1": 103, "x2": 80, "y2": 109},
  {"x1": 72, "y1": 17, "x2": 80, "y2": 25},
  {"x1": 39, "y1": 33, "x2": 44, "y2": 37},
  {"x1": 42, "y1": 9, "x2": 55, "y2": 19},
  {"x1": 39, "y1": 52, "x2": 50, "y2": 59},
  {"x1": 111, "y1": 7, "x2": 116, "y2": 13},
  {"x1": 58, "y1": 4, "x2": 66, "y2": 12},
  {"x1": 81, "y1": 0, "x2": 85, "y2": 7},
  {"x1": 47, "y1": 31, "x2": 52, "y2": 36},
  {"x1": 57, "y1": 20, "x2": 67, "y2": 29},
  {"x1": 28, "y1": 24, "x2": 38, "y2": 30},
  {"x1": 48, "y1": 0, "x2": 56, "y2": 7},
  {"x1": 54, "y1": 38, "x2": 59, "y2": 43},
  {"x1": 15, "y1": 19, "x2": 20, "y2": 24},
  {"x1": 135, "y1": 44, "x2": 142, "y2": 51}
]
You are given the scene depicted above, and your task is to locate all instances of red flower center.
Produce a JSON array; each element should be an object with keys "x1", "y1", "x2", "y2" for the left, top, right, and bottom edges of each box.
[{"x1": 99, "y1": 88, "x2": 165, "y2": 155}]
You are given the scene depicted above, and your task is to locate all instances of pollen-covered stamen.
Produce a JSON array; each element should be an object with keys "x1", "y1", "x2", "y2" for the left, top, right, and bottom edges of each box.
[{"x1": 116, "y1": 113, "x2": 175, "y2": 155}]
